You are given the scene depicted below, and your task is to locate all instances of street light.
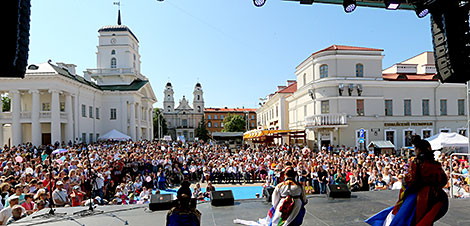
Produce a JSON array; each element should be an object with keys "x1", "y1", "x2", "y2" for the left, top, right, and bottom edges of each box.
[{"x1": 253, "y1": 0, "x2": 266, "y2": 7}]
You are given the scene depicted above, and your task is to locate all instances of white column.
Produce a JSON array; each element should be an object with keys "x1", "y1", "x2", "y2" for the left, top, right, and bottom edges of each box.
[
  {"x1": 149, "y1": 108, "x2": 154, "y2": 140},
  {"x1": 50, "y1": 89, "x2": 61, "y2": 145},
  {"x1": 73, "y1": 95, "x2": 79, "y2": 144},
  {"x1": 136, "y1": 103, "x2": 142, "y2": 140},
  {"x1": 121, "y1": 100, "x2": 128, "y2": 135},
  {"x1": 0, "y1": 123, "x2": 3, "y2": 146},
  {"x1": 10, "y1": 90, "x2": 21, "y2": 146},
  {"x1": 129, "y1": 102, "x2": 136, "y2": 140},
  {"x1": 30, "y1": 89, "x2": 41, "y2": 146},
  {"x1": 65, "y1": 94, "x2": 73, "y2": 144}
]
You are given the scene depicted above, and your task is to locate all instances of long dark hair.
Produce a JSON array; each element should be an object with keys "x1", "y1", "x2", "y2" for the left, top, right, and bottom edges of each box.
[{"x1": 411, "y1": 135, "x2": 434, "y2": 161}]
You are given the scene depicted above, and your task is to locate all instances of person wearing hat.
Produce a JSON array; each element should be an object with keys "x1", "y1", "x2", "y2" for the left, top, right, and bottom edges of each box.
[
  {"x1": 52, "y1": 181, "x2": 69, "y2": 207},
  {"x1": 0, "y1": 195, "x2": 21, "y2": 225},
  {"x1": 70, "y1": 186, "x2": 85, "y2": 207}
]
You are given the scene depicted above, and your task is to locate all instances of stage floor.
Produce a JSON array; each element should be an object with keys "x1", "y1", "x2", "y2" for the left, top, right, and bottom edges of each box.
[{"x1": 16, "y1": 190, "x2": 470, "y2": 226}]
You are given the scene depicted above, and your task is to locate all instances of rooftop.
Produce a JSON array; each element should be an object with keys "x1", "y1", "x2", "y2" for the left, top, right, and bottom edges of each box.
[{"x1": 205, "y1": 107, "x2": 257, "y2": 112}]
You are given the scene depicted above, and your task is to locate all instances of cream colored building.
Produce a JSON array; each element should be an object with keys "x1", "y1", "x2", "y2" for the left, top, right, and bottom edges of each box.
[
  {"x1": 287, "y1": 45, "x2": 467, "y2": 150},
  {"x1": 0, "y1": 20, "x2": 157, "y2": 146}
]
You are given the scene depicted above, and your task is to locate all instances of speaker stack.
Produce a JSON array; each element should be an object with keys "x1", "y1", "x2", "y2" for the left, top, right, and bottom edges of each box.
[
  {"x1": 210, "y1": 190, "x2": 234, "y2": 206},
  {"x1": 326, "y1": 184, "x2": 351, "y2": 198},
  {"x1": 149, "y1": 194, "x2": 174, "y2": 211}
]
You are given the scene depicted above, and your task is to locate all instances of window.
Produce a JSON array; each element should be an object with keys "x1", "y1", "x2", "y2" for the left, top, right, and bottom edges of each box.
[
  {"x1": 440, "y1": 128, "x2": 450, "y2": 133},
  {"x1": 221, "y1": 122, "x2": 224, "y2": 128},
  {"x1": 89, "y1": 106, "x2": 93, "y2": 118},
  {"x1": 89, "y1": 133, "x2": 93, "y2": 143},
  {"x1": 276, "y1": 106, "x2": 279, "y2": 117},
  {"x1": 96, "y1": 108, "x2": 100, "y2": 119},
  {"x1": 82, "y1": 133, "x2": 87, "y2": 143},
  {"x1": 207, "y1": 122, "x2": 212, "y2": 128},
  {"x1": 111, "y1": 49, "x2": 116, "y2": 55},
  {"x1": 111, "y1": 57, "x2": 117, "y2": 68},
  {"x1": 458, "y1": 99, "x2": 465, "y2": 116},
  {"x1": 385, "y1": 100, "x2": 393, "y2": 116},
  {"x1": 251, "y1": 122, "x2": 255, "y2": 127},
  {"x1": 82, "y1": 104, "x2": 86, "y2": 117},
  {"x1": 110, "y1": 108, "x2": 117, "y2": 120},
  {"x1": 422, "y1": 129, "x2": 432, "y2": 139},
  {"x1": 60, "y1": 102, "x2": 65, "y2": 112},
  {"x1": 214, "y1": 122, "x2": 218, "y2": 128},
  {"x1": 321, "y1": 100, "x2": 329, "y2": 114},
  {"x1": 214, "y1": 115, "x2": 218, "y2": 120},
  {"x1": 356, "y1": 64, "x2": 364, "y2": 77},
  {"x1": 42, "y1": 103, "x2": 51, "y2": 111},
  {"x1": 356, "y1": 99, "x2": 364, "y2": 116},
  {"x1": 385, "y1": 130, "x2": 395, "y2": 144},
  {"x1": 251, "y1": 115, "x2": 254, "y2": 120},
  {"x1": 197, "y1": 106, "x2": 201, "y2": 112},
  {"x1": 182, "y1": 119, "x2": 188, "y2": 127},
  {"x1": 422, "y1": 99, "x2": 430, "y2": 116},
  {"x1": 208, "y1": 115, "x2": 211, "y2": 120},
  {"x1": 440, "y1": 99, "x2": 447, "y2": 115},
  {"x1": 404, "y1": 99, "x2": 411, "y2": 116},
  {"x1": 320, "y1": 64, "x2": 328, "y2": 78},
  {"x1": 404, "y1": 130, "x2": 414, "y2": 147},
  {"x1": 221, "y1": 115, "x2": 224, "y2": 120},
  {"x1": 197, "y1": 95, "x2": 200, "y2": 100},
  {"x1": 458, "y1": 128, "x2": 467, "y2": 136},
  {"x1": 96, "y1": 133, "x2": 100, "y2": 141}
]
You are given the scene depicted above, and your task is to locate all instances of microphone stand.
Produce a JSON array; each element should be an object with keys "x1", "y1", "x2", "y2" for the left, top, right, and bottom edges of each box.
[{"x1": 73, "y1": 147, "x2": 103, "y2": 216}]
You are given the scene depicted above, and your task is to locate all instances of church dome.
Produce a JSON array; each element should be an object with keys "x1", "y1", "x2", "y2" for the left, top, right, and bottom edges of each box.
[
  {"x1": 195, "y1": 82, "x2": 201, "y2": 88},
  {"x1": 166, "y1": 82, "x2": 172, "y2": 87}
]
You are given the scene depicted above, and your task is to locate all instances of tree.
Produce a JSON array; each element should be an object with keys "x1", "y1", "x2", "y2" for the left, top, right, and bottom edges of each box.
[
  {"x1": 222, "y1": 114, "x2": 246, "y2": 132},
  {"x1": 195, "y1": 118, "x2": 210, "y2": 142},
  {"x1": 153, "y1": 108, "x2": 168, "y2": 140},
  {"x1": 1, "y1": 95, "x2": 10, "y2": 112}
]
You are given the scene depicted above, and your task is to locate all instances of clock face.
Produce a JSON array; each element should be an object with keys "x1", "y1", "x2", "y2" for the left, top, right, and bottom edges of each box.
[{"x1": 110, "y1": 38, "x2": 117, "y2": 44}]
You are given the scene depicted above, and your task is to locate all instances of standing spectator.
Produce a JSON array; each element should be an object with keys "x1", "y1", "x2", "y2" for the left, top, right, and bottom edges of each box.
[{"x1": 334, "y1": 168, "x2": 346, "y2": 185}]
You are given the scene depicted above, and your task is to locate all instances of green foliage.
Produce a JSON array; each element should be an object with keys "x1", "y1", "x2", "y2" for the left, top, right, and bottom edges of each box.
[
  {"x1": 222, "y1": 114, "x2": 246, "y2": 132},
  {"x1": 153, "y1": 108, "x2": 168, "y2": 139},
  {"x1": 1, "y1": 95, "x2": 10, "y2": 112},
  {"x1": 195, "y1": 118, "x2": 210, "y2": 142}
]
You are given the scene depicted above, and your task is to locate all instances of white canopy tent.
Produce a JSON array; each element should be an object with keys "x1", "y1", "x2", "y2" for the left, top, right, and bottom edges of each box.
[
  {"x1": 97, "y1": 129, "x2": 131, "y2": 141},
  {"x1": 425, "y1": 132, "x2": 468, "y2": 151}
]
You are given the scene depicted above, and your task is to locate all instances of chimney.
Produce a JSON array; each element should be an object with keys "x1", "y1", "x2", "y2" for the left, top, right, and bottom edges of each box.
[
  {"x1": 83, "y1": 71, "x2": 92, "y2": 82},
  {"x1": 57, "y1": 62, "x2": 77, "y2": 75},
  {"x1": 287, "y1": 80, "x2": 296, "y2": 86},
  {"x1": 277, "y1": 86, "x2": 287, "y2": 91}
]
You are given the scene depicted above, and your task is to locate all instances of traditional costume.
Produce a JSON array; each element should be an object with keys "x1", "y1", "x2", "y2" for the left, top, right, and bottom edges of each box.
[
  {"x1": 235, "y1": 167, "x2": 308, "y2": 226},
  {"x1": 366, "y1": 138, "x2": 448, "y2": 226}
]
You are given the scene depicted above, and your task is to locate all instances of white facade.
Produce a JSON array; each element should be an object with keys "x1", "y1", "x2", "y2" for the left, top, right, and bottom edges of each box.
[
  {"x1": 257, "y1": 80, "x2": 296, "y2": 131},
  {"x1": 0, "y1": 23, "x2": 157, "y2": 146},
  {"x1": 162, "y1": 82, "x2": 204, "y2": 141},
  {"x1": 286, "y1": 45, "x2": 467, "y2": 150}
]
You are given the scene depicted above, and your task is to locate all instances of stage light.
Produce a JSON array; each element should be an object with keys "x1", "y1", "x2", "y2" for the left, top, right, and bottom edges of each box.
[
  {"x1": 253, "y1": 0, "x2": 266, "y2": 7},
  {"x1": 384, "y1": 0, "x2": 401, "y2": 10},
  {"x1": 343, "y1": 0, "x2": 356, "y2": 13},
  {"x1": 414, "y1": 4, "x2": 429, "y2": 18}
]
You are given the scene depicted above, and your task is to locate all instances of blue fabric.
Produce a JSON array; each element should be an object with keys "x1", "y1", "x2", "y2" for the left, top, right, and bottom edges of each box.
[
  {"x1": 365, "y1": 193, "x2": 417, "y2": 226},
  {"x1": 167, "y1": 212, "x2": 199, "y2": 226}
]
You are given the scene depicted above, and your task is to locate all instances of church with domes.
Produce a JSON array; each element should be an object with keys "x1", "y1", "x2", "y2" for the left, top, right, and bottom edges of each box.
[{"x1": 162, "y1": 82, "x2": 204, "y2": 141}]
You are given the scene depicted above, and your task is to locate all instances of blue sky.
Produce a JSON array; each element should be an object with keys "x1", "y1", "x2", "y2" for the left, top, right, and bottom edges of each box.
[{"x1": 29, "y1": 0, "x2": 432, "y2": 108}]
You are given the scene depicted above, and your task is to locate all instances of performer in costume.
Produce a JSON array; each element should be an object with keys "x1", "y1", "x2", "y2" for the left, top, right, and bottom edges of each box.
[
  {"x1": 234, "y1": 166, "x2": 308, "y2": 226},
  {"x1": 366, "y1": 135, "x2": 448, "y2": 226}
]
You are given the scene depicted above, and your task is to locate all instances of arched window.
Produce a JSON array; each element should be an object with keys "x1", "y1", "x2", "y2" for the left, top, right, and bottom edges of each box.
[
  {"x1": 197, "y1": 95, "x2": 200, "y2": 100},
  {"x1": 356, "y1": 63, "x2": 364, "y2": 77},
  {"x1": 111, "y1": 58, "x2": 117, "y2": 68},
  {"x1": 197, "y1": 106, "x2": 201, "y2": 112},
  {"x1": 320, "y1": 64, "x2": 328, "y2": 78},
  {"x1": 111, "y1": 50, "x2": 116, "y2": 55}
]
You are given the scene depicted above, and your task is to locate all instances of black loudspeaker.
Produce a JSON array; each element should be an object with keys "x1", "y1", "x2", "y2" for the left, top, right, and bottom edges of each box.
[
  {"x1": 211, "y1": 190, "x2": 234, "y2": 206},
  {"x1": 264, "y1": 187, "x2": 275, "y2": 202},
  {"x1": 326, "y1": 184, "x2": 351, "y2": 198},
  {"x1": 2, "y1": 0, "x2": 31, "y2": 78},
  {"x1": 431, "y1": 1, "x2": 470, "y2": 84},
  {"x1": 149, "y1": 194, "x2": 174, "y2": 211}
]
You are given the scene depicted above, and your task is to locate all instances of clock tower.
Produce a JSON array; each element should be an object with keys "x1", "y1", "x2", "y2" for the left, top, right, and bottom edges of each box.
[{"x1": 87, "y1": 10, "x2": 145, "y2": 86}]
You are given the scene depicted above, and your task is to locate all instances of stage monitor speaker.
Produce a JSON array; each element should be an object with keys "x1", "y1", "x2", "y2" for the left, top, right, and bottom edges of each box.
[
  {"x1": 326, "y1": 184, "x2": 351, "y2": 198},
  {"x1": 211, "y1": 190, "x2": 234, "y2": 206},
  {"x1": 264, "y1": 187, "x2": 275, "y2": 202},
  {"x1": 431, "y1": 1, "x2": 470, "y2": 83},
  {"x1": 149, "y1": 194, "x2": 174, "y2": 211}
]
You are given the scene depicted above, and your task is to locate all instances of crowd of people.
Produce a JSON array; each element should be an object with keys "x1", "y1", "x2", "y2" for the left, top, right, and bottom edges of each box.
[{"x1": 0, "y1": 139, "x2": 467, "y2": 224}]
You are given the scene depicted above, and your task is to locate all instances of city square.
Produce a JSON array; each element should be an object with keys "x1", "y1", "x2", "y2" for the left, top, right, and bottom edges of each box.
[{"x1": 1, "y1": 0, "x2": 470, "y2": 226}]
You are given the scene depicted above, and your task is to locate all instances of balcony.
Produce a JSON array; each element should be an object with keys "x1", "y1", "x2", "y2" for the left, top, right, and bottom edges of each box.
[
  {"x1": 305, "y1": 113, "x2": 348, "y2": 128},
  {"x1": 87, "y1": 68, "x2": 135, "y2": 76}
]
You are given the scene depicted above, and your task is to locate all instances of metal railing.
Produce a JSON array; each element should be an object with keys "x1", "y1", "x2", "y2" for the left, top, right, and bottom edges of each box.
[{"x1": 449, "y1": 153, "x2": 470, "y2": 198}]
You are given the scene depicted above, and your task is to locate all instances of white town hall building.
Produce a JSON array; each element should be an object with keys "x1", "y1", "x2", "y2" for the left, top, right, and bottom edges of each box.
[{"x1": 0, "y1": 19, "x2": 157, "y2": 146}]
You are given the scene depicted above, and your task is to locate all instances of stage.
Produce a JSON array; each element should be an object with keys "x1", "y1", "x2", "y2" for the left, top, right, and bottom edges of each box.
[{"x1": 15, "y1": 190, "x2": 470, "y2": 226}]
